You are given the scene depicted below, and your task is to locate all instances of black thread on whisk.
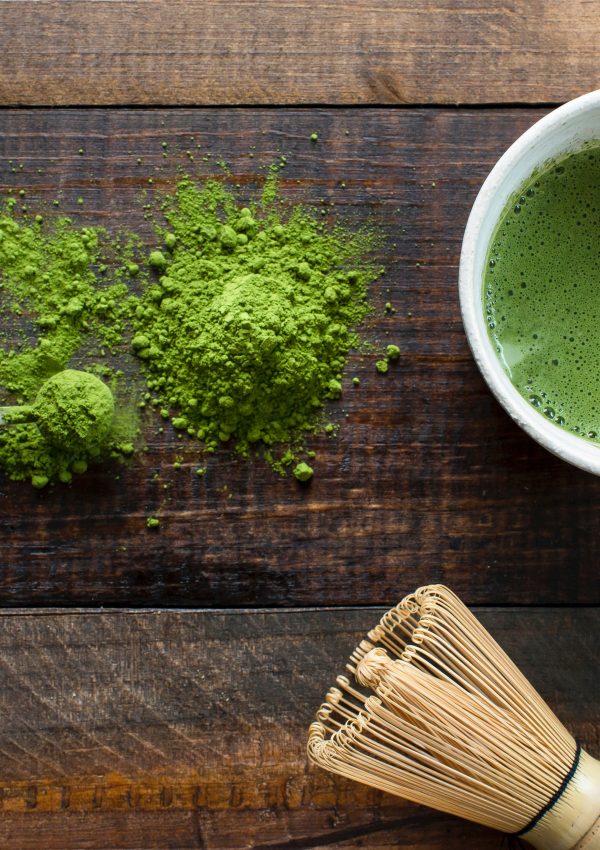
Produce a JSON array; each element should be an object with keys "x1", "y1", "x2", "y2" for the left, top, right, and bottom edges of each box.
[{"x1": 511, "y1": 743, "x2": 582, "y2": 839}]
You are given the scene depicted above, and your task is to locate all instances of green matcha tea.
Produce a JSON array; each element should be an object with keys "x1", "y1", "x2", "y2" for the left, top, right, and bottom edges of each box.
[{"x1": 484, "y1": 143, "x2": 600, "y2": 439}]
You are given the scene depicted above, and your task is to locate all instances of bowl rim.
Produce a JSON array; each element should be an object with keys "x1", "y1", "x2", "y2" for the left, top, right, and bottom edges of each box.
[{"x1": 459, "y1": 88, "x2": 600, "y2": 476}]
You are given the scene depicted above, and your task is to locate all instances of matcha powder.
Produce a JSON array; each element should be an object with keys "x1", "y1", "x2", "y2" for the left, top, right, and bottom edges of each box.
[
  {"x1": 0, "y1": 203, "x2": 140, "y2": 485},
  {"x1": 33, "y1": 369, "x2": 115, "y2": 453},
  {"x1": 135, "y1": 173, "x2": 385, "y2": 461},
  {"x1": 0, "y1": 370, "x2": 118, "y2": 487},
  {"x1": 0, "y1": 161, "x2": 396, "y2": 487}
]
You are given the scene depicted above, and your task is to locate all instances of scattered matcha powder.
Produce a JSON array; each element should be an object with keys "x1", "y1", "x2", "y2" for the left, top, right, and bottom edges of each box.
[
  {"x1": 0, "y1": 159, "x2": 399, "y2": 486},
  {"x1": 0, "y1": 206, "x2": 141, "y2": 484},
  {"x1": 0, "y1": 209, "x2": 134, "y2": 398}
]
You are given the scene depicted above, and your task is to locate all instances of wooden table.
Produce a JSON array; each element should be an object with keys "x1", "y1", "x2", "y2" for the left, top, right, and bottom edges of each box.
[{"x1": 0, "y1": 3, "x2": 598, "y2": 848}]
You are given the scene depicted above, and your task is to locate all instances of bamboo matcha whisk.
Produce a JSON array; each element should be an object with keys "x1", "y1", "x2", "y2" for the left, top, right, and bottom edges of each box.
[{"x1": 308, "y1": 585, "x2": 600, "y2": 850}]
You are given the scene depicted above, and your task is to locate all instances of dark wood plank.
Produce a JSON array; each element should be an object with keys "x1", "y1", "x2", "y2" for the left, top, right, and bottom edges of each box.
[
  {"x1": 0, "y1": 107, "x2": 599, "y2": 607},
  {"x1": 0, "y1": 1, "x2": 598, "y2": 105},
  {"x1": 0, "y1": 606, "x2": 595, "y2": 848}
]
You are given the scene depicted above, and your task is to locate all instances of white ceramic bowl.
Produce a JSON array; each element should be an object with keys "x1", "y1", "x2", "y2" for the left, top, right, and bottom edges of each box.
[{"x1": 459, "y1": 89, "x2": 600, "y2": 475}]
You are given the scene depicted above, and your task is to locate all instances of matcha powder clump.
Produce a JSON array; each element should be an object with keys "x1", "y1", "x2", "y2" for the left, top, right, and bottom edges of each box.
[
  {"x1": 0, "y1": 369, "x2": 119, "y2": 486},
  {"x1": 33, "y1": 369, "x2": 114, "y2": 453},
  {"x1": 135, "y1": 175, "x2": 384, "y2": 458}
]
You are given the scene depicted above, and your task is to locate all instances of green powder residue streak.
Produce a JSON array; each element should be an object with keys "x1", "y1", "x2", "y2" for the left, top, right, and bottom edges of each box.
[
  {"x1": 0, "y1": 210, "x2": 135, "y2": 399},
  {"x1": 133, "y1": 173, "x2": 385, "y2": 464}
]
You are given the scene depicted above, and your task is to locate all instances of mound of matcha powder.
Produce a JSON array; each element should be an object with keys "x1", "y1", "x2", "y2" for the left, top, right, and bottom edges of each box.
[
  {"x1": 0, "y1": 369, "x2": 120, "y2": 487},
  {"x1": 33, "y1": 369, "x2": 115, "y2": 452},
  {"x1": 134, "y1": 173, "x2": 384, "y2": 460}
]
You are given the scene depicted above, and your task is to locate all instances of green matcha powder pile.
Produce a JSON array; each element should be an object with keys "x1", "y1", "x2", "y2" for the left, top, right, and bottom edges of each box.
[
  {"x1": 0, "y1": 165, "x2": 394, "y2": 486},
  {"x1": 133, "y1": 174, "x2": 384, "y2": 468}
]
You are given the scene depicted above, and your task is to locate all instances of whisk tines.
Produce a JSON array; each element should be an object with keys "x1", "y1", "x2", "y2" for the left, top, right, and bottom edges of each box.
[{"x1": 308, "y1": 585, "x2": 600, "y2": 850}]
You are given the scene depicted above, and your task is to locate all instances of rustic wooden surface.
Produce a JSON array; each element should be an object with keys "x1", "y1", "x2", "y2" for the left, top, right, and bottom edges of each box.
[
  {"x1": 1, "y1": 1, "x2": 600, "y2": 106},
  {"x1": 1, "y1": 107, "x2": 599, "y2": 607},
  {"x1": 0, "y1": 607, "x2": 595, "y2": 850},
  {"x1": 1, "y1": 3, "x2": 599, "y2": 847}
]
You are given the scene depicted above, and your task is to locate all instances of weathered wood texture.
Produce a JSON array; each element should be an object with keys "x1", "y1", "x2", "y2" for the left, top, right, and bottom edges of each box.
[
  {"x1": 0, "y1": 1, "x2": 599, "y2": 105},
  {"x1": 0, "y1": 606, "x2": 595, "y2": 849},
  {"x1": 1, "y1": 107, "x2": 600, "y2": 607}
]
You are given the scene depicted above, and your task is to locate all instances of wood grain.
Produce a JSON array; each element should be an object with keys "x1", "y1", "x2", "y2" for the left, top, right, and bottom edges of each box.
[
  {"x1": 0, "y1": 1, "x2": 599, "y2": 106},
  {"x1": 1, "y1": 106, "x2": 600, "y2": 607},
  {"x1": 0, "y1": 606, "x2": 595, "y2": 848}
]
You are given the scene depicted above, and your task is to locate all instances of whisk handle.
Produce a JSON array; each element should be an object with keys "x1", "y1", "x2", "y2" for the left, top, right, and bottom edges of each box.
[
  {"x1": 571, "y1": 815, "x2": 600, "y2": 850},
  {"x1": 524, "y1": 751, "x2": 600, "y2": 850}
]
